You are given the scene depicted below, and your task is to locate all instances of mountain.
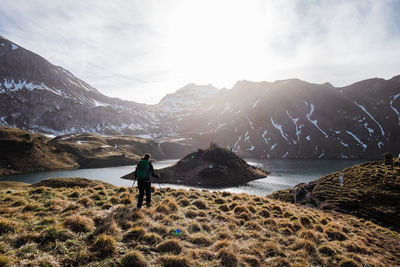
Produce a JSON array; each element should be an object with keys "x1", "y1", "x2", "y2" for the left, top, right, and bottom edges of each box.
[
  {"x1": 158, "y1": 83, "x2": 218, "y2": 113},
  {"x1": 1, "y1": 36, "x2": 400, "y2": 159},
  {"x1": 0, "y1": 36, "x2": 159, "y2": 137},
  {"x1": 175, "y1": 77, "x2": 400, "y2": 159}
]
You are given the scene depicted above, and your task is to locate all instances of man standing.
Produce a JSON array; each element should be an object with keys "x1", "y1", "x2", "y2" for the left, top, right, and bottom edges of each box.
[{"x1": 134, "y1": 153, "x2": 159, "y2": 209}]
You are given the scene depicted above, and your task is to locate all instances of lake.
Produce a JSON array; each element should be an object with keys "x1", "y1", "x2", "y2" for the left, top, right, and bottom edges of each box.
[{"x1": 0, "y1": 159, "x2": 365, "y2": 196}]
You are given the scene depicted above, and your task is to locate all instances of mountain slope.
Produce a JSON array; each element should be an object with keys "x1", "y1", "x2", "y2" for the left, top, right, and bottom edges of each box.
[
  {"x1": 174, "y1": 78, "x2": 400, "y2": 159},
  {"x1": 0, "y1": 36, "x2": 159, "y2": 137},
  {"x1": 1, "y1": 36, "x2": 400, "y2": 159}
]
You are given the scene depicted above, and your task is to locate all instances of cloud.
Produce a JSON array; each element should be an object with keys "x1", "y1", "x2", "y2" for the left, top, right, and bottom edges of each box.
[{"x1": 1, "y1": 0, "x2": 400, "y2": 104}]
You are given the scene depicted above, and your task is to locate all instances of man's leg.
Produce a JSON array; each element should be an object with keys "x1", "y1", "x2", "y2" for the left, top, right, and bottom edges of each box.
[
  {"x1": 145, "y1": 181, "x2": 151, "y2": 207},
  {"x1": 137, "y1": 181, "x2": 145, "y2": 209}
]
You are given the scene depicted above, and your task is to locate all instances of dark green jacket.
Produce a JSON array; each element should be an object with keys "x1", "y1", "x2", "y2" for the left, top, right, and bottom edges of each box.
[{"x1": 134, "y1": 158, "x2": 158, "y2": 180}]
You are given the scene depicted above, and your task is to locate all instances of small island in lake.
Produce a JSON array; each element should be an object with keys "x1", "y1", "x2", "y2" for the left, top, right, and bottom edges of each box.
[{"x1": 154, "y1": 143, "x2": 269, "y2": 188}]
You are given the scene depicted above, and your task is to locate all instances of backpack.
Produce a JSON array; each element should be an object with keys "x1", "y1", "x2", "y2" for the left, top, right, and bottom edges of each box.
[{"x1": 136, "y1": 159, "x2": 150, "y2": 180}]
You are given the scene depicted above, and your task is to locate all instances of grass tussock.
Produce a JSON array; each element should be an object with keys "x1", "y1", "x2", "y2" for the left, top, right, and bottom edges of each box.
[
  {"x1": 91, "y1": 234, "x2": 117, "y2": 258},
  {"x1": 189, "y1": 233, "x2": 213, "y2": 246},
  {"x1": 0, "y1": 256, "x2": 9, "y2": 267},
  {"x1": 123, "y1": 226, "x2": 146, "y2": 241},
  {"x1": 0, "y1": 218, "x2": 16, "y2": 234},
  {"x1": 192, "y1": 199, "x2": 208, "y2": 210},
  {"x1": 325, "y1": 227, "x2": 348, "y2": 241},
  {"x1": 156, "y1": 239, "x2": 182, "y2": 254},
  {"x1": 158, "y1": 255, "x2": 191, "y2": 267},
  {"x1": 120, "y1": 251, "x2": 148, "y2": 267},
  {"x1": 218, "y1": 248, "x2": 238, "y2": 267},
  {"x1": 0, "y1": 178, "x2": 398, "y2": 266},
  {"x1": 63, "y1": 215, "x2": 94, "y2": 233},
  {"x1": 338, "y1": 258, "x2": 360, "y2": 267}
]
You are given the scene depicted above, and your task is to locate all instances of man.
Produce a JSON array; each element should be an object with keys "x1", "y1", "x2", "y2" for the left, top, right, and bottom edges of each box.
[{"x1": 134, "y1": 153, "x2": 159, "y2": 209}]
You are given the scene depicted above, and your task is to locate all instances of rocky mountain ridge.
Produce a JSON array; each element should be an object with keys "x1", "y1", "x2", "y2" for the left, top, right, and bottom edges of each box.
[{"x1": 1, "y1": 36, "x2": 399, "y2": 158}]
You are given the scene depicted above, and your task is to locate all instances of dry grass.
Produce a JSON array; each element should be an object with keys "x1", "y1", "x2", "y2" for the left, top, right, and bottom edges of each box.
[
  {"x1": 0, "y1": 218, "x2": 16, "y2": 235},
  {"x1": 270, "y1": 159, "x2": 400, "y2": 232},
  {"x1": 0, "y1": 178, "x2": 398, "y2": 266},
  {"x1": 156, "y1": 239, "x2": 182, "y2": 254},
  {"x1": 218, "y1": 248, "x2": 238, "y2": 266},
  {"x1": 91, "y1": 234, "x2": 117, "y2": 258},
  {"x1": 63, "y1": 214, "x2": 94, "y2": 233},
  {"x1": 158, "y1": 255, "x2": 191, "y2": 267},
  {"x1": 120, "y1": 251, "x2": 148, "y2": 267}
]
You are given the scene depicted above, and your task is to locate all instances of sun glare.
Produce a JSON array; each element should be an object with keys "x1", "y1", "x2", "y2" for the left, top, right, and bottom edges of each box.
[{"x1": 161, "y1": 1, "x2": 279, "y2": 88}]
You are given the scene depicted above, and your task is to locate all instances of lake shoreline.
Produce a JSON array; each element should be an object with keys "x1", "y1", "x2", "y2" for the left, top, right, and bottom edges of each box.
[{"x1": 0, "y1": 159, "x2": 367, "y2": 197}]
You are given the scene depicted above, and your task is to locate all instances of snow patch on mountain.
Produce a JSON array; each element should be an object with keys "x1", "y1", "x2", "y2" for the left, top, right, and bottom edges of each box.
[
  {"x1": 252, "y1": 99, "x2": 260, "y2": 109},
  {"x1": 353, "y1": 101, "x2": 385, "y2": 136},
  {"x1": 262, "y1": 130, "x2": 268, "y2": 144},
  {"x1": 304, "y1": 101, "x2": 328, "y2": 138},
  {"x1": 158, "y1": 83, "x2": 218, "y2": 113},
  {"x1": 286, "y1": 111, "x2": 300, "y2": 143},
  {"x1": 220, "y1": 103, "x2": 232, "y2": 115},
  {"x1": 378, "y1": 141, "x2": 384, "y2": 149},
  {"x1": 216, "y1": 122, "x2": 227, "y2": 129},
  {"x1": 346, "y1": 131, "x2": 367, "y2": 150},
  {"x1": 0, "y1": 79, "x2": 65, "y2": 97},
  {"x1": 271, "y1": 117, "x2": 289, "y2": 142},
  {"x1": 233, "y1": 135, "x2": 242, "y2": 151},
  {"x1": 390, "y1": 93, "x2": 400, "y2": 126},
  {"x1": 339, "y1": 141, "x2": 349, "y2": 147},
  {"x1": 92, "y1": 100, "x2": 111, "y2": 107},
  {"x1": 244, "y1": 114, "x2": 254, "y2": 129}
]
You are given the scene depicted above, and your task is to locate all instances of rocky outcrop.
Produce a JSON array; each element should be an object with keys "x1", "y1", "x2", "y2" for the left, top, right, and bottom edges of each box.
[
  {"x1": 269, "y1": 160, "x2": 400, "y2": 231},
  {"x1": 154, "y1": 145, "x2": 269, "y2": 187}
]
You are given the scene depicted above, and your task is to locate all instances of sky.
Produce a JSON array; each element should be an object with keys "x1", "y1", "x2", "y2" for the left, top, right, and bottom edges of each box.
[{"x1": 1, "y1": 0, "x2": 400, "y2": 104}]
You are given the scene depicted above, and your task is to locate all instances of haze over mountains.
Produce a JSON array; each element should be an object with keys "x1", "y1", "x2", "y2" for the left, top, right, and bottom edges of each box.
[{"x1": 1, "y1": 36, "x2": 399, "y2": 159}]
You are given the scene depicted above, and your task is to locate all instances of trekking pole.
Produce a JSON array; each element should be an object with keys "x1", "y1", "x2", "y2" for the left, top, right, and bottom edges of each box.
[{"x1": 127, "y1": 177, "x2": 136, "y2": 199}]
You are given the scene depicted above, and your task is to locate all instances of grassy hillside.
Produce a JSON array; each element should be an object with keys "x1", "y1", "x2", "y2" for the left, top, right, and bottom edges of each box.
[
  {"x1": 0, "y1": 127, "x2": 78, "y2": 175},
  {"x1": 0, "y1": 178, "x2": 399, "y2": 266},
  {"x1": 0, "y1": 126, "x2": 194, "y2": 175},
  {"x1": 269, "y1": 159, "x2": 400, "y2": 232}
]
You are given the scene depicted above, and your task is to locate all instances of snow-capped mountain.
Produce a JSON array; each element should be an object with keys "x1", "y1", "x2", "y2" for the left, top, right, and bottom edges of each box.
[
  {"x1": 1, "y1": 36, "x2": 399, "y2": 158},
  {"x1": 158, "y1": 83, "x2": 218, "y2": 113},
  {"x1": 0, "y1": 36, "x2": 159, "y2": 137},
  {"x1": 173, "y1": 78, "x2": 400, "y2": 159}
]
